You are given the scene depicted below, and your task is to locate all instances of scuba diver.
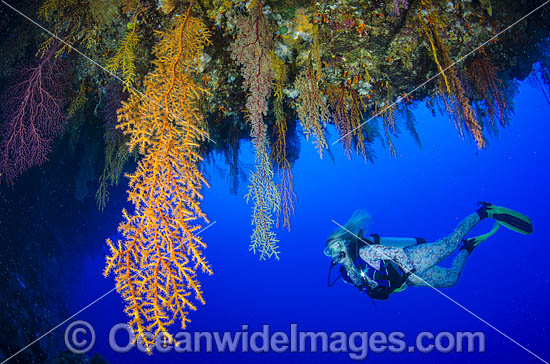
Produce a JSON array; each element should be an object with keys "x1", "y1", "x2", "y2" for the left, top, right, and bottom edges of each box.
[{"x1": 324, "y1": 202, "x2": 533, "y2": 300}]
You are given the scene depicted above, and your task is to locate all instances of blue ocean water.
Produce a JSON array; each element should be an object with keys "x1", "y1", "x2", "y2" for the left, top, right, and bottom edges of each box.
[{"x1": 62, "y1": 79, "x2": 550, "y2": 364}]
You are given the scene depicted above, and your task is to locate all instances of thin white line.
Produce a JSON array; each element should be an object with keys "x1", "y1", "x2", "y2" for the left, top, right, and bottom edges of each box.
[
  {"x1": 0, "y1": 288, "x2": 116, "y2": 364},
  {"x1": 331, "y1": 219, "x2": 548, "y2": 364},
  {"x1": 421, "y1": 282, "x2": 548, "y2": 363},
  {"x1": 0, "y1": 221, "x2": 217, "y2": 364},
  {"x1": 333, "y1": 0, "x2": 550, "y2": 145},
  {"x1": 0, "y1": 0, "x2": 216, "y2": 144}
]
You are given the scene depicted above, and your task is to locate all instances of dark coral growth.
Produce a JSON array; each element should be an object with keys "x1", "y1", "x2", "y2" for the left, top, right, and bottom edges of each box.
[{"x1": 1, "y1": 0, "x2": 549, "y2": 189}]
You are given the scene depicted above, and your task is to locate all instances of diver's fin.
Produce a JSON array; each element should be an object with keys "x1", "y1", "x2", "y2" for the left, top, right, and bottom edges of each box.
[
  {"x1": 478, "y1": 202, "x2": 534, "y2": 235},
  {"x1": 462, "y1": 222, "x2": 501, "y2": 253}
]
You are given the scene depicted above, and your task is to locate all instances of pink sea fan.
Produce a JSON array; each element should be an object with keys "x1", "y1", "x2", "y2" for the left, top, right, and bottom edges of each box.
[
  {"x1": 393, "y1": 0, "x2": 409, "y2": 16},
  {"x1": 0, "y1": 47, "x2": 68, "y2": 185}
]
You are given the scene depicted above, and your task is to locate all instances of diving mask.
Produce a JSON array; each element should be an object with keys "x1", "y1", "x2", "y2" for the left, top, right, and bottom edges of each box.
[{"x1": 324, "y1": 239, "x2": 346, "y2": 259}]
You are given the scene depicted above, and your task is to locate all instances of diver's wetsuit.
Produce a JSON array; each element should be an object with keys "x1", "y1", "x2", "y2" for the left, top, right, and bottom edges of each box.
[
  {"x1": 343, "y1": 212, "x2": 481, "y2": 295},
  {"x1": 403, "y1": 213, "x2": 480, "y2": 287}
]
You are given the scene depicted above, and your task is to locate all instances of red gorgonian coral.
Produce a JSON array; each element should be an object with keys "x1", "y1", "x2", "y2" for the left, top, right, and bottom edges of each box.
[{"x1": 0, "y1": 47, "x2": 67, "y2": 184}]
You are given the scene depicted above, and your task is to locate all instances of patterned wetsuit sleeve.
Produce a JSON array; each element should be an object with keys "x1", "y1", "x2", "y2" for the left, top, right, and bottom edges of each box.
[
  {"x1": 341, "y1": 258, "x2": 378, "y2": 289},
  {"x1": 360, "y1": 246, "x2": 415, "y2": 273},
  {"x1": 341, "y1": 259, "x2": 362, "y2": 286}
]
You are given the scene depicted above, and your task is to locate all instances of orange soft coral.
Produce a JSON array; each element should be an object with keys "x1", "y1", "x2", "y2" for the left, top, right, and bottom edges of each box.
[
  {"x1": 104, "y1": 3, "x2": 212, "y2": 352},
  {"x1": 418, "y1": 1, "x2": 484, "y2": 148}
]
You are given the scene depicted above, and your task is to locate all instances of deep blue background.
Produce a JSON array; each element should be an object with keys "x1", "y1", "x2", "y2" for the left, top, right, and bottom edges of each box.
[{"x1": 60, "y1": 80, "x2": 550, "y2": 364}]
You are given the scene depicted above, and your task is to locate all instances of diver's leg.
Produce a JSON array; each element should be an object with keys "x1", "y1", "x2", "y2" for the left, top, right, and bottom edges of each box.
[
  {"x1": 407, "y1": 250, "x2": 470, "y2": 287},
  {"x1": 404, "y1": 212, "x2": 480, "y2": 272}
]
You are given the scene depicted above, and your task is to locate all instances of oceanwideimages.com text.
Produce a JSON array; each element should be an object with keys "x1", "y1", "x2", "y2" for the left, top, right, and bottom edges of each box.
[{"x1": 65, "y1": 321, "x2": 486, "y2": 359}]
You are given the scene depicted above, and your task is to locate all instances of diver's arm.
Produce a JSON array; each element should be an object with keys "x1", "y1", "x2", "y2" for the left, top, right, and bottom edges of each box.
[
  {"x1": 340, "y1": 257, "x2": 362, "y2": 286},
  {"x1": 359, "y1": 245, "x2": 415, "y2": 273},
  {"x1": 340, "y1": 257, "x2": 377, "y2": 289}
]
